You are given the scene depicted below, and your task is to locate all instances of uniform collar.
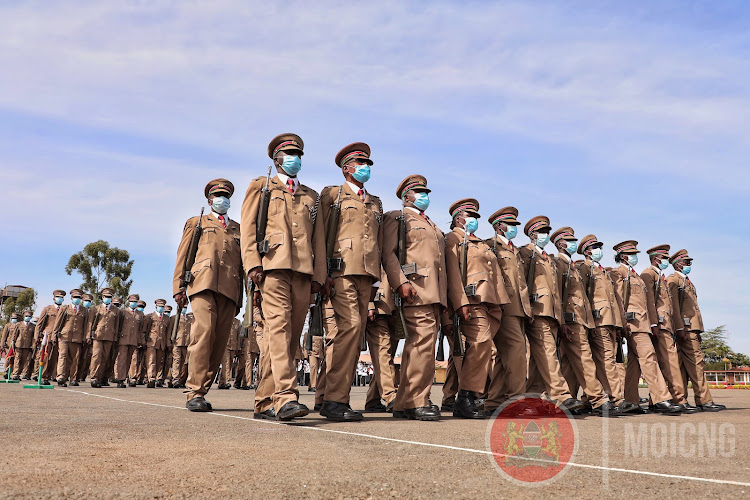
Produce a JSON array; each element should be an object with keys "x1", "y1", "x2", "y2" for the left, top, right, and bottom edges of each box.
[
  {"x1": 209, "y1": 211, "x2": 231, "y2": 224},
  {"x1": 346, "y1": 181, "x2": 366, "y2": 198},
  {"x1": 276, "y1": 172, "x2": 299, "y2": 192},
  {"x1": 558, "y1": 252, "x2": 571, "y2": 263}
]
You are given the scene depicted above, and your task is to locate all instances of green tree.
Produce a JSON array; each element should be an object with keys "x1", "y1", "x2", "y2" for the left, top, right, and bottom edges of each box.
[
  {"x1": 65, "y1": 240, "x2": 134, "y2": 301},
  {"x1": 1, "y1": 287, "x2": 38, "y2": 325},
  {"x1": 700, "y1": 325, "x2": 731, "y2": 364},
  {"x1": 728, "y1": 352, "x2": 750, "y2": 368}
]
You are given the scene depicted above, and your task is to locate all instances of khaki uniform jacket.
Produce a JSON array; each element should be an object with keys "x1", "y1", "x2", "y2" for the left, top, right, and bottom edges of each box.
[
  {"x1": 555, "y1": 255, "x2": 595, "y2": 329},
  {"x1": 577, "y1": 261, "x2": 624, "y2": 328},
  {"x1": 1, "y1": 323, "x2": 16, "y2": 349},
  {"x1": 241, "y1": 175, "x2": 323, "y2": 278},
  {"x1": 446, "y1": 228, "x2": 510, "y2": 309},
  {"x1": 518, "y1": 245, "x2": 561, "y2": 323},
  {"x1": 144, "y1": 312, "x2": 169, "y2": 350},
  {"x1": 610, "y1": 265, "x2": 650, "y2": 334},
  {"x1": 667, "y1": 273, "x2": 704, "y2": 332},
  {"x1": 89, "y1": 304, "x2": 121, "y2": 342},
  {"x1": 119, "y1": 308, "x2": 144, "y2": 346},
  {"x1": 53, "y1": 304, "x2": 89, "y2": 343},
  {"x1": 227, "y1": 318, "x2": 241, "y2": 351},
  {"x1": 312, "y1": 184, "x2": 383, "y2": 284},
  {"x1": 642, "y1": 267, "x2": 675, "y2": 333},
  {"x1": 372, "y1": 271, "x2": 395, "y2": 316},
  {"x1": 382, "y1": 209, "x2": 448, "y2": 308},
  {"x1": 173, "y1": 214, "x2": 243, "y2": 307},
  {"x1": 14, "y1": 321, "x2": 35, "y2": 349},
  {"x1": 170, "y1": 313, "x2": 192, "y2": 347},
  {"x1": 486, "y1": 236, "x2": 531, "y2": 318},
  {"x1": 34, "y1": 304, "x2": 63, "y2": 341}
]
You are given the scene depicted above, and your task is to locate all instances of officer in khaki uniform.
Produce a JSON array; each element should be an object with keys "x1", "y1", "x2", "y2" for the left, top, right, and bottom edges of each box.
[
  {"x1": 174, "y1": 178, "x2": 244, "y2": 412},
  {"x1": 484, "y1": 207, "x2": 531, "y2": 414},
  {"x1": 551, "y1": 227, "x2": 612, "y2": 415},
  {"x1": 88, "y1": 288, "x2": 121, "y2": 388},
  {"x1": 12, "y1": 310, "x2": 35, "y2": 379},
  {"x1": 161, "y1": 305, "x2": 174, "y2": 386},
  {"x1": 144, "y1": 299, "x2": 169, "y2": 388},
  {"x1": 102, "y1": 296, "x2": 123, "y2": 384},
  {"x1": 440, "y1": 317, "x2": 463, "y2": 412},
  {"x1": 218, "y1": 317, "x2": 241, "y2": 389},
  {"x1": 1, "y1": 314, "x2": 18, "y2": 364},
  {"x1": 34, "y1": 289, "x2": 66, "y2": 384},
  {"x1": 130, "y1": 299, "x2": 148, "y2": 384},
  {"x1": 445, "y1": 199, "x2": 509, "y2": 419},
  {"x1": 364, "y1": 275, "x2": 398, "y2": 412},
  {"x1": 520, "y1": 217, "x2": 582, "y2": 412},
  {"x1": 76, "y1": 293, "x2": 95, "y2": 382},
  {"x1": 668, "y1": 250, "x2": 725, "y2": 411},
  {"x1": 233, "y1": 322, "x2": 248, "y2": 390},
  {"x1": 610, "y1": 241, "x2": 680, "y2": 413},
  {"x1": 240, "y1": 307, "x2": 262, "y2": 389},
  {"x1": 382, "y1": 175, "x2": 447, "y2": 420},
  {"x1": 241, "y1": 134, "x2": 323, "y2": 421},
  {"x1": 116, "y1": 295, "x2": 144, "y2": 387},
  {"x1": 169, "y1": 308, "x2": 192, "y2": 389},
  {"x1": 53, "y1": 288, "x2": 89, "y2": 386},
  {"x1": 312, "y1": 142, "x2": 383, "y2": 422},
  {"x1": 308, "y1": 335, "x2": 323, "y2": 392}
]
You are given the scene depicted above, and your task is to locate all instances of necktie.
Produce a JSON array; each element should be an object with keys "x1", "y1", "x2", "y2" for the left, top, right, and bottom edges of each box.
[
  {"x1": 287, "y1": 179, "x2": 295, "y2": 194},
  {"x1": 509, "y1": 240, "x2": 514, "y2": 249},
  {"x1": 358, "y1": 189, "x2": 365, "y2": 202},
  {"x1": 75, "y1": 306, "x2": 79, "y2": 313},
  {"x1": 218, "y1": 215, "x2": 227, "y2": 228}
]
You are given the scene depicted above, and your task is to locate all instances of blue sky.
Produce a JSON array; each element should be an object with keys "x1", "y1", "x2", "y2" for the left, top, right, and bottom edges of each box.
[{"x1": 1, "y1": 1, "x2": 748, "y2": 352}]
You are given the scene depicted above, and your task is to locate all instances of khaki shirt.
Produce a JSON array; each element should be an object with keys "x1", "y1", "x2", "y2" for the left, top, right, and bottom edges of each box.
[
  {"x1": 611, "y1": 264, "x2": 650, "y2": 334},
  {"x1": 667, "y1": 273, "x2": 704, "y2": 332},
  {"x1": 518, "y1": 244, "x2": 561, "y2": 323},
  {"x1": 555, "y1": 254, "x2": 595, "y2": 329},
  {"x1": 173, "y1": 214, "x2": 243, "y2": 307},
  {"x1": 382, "y1": 209, "x2": 447, "y2": 308},
  {"x1": 642, "y1": 266, "x2": 675, "y2": 333},
  {"x1": 53, "y1": 304, "x2": 89, "y2": 343},
  {"x1": 486, "y1": 236, "x2": 531, "y2": 318},
  {"x1": 312, "y1": 183, "x2": 383, "y2": 284},
  {"x1": 241, "y1": 175, "x2": 323, "y2": 277},
  {"x1": 89, "y1": 304, "x2": 121, "y2": 342},
  {"x1": 14, "y1": 321, "x2": 35, "y2": 349},
  {"x1": 577, "y1": 261, "x2": 623, "y2": 328},
  {"x1": 446, "y1": 228, "x2": 510, "y2": 309},
  {"x1": 119, "y1": 308, "x2": 144, "y2": 346},
  {"x1": 34, "y1": 304, "x2": 63, "y2": 341},
  {"x1": 144, "y1": 312, "x2": 169, "y2": 350},
  {"x1": 1, "y1": 323, "x2": 16, "y2": 349}
]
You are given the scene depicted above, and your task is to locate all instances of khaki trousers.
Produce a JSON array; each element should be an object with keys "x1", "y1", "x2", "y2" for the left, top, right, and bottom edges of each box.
[
  {"x1": 314, "y1": 303, "x2": 336, "y2": 406},
  {"x1": 560, "y1": 324, "x2": 605, "y2": 407},
  {"x1": 186, "y1": 290, "x2": 236, "y2": 400},
  {"x1": 677, "y1": 331, "x2": 713, "y2": 405},
  {"x1": 42, "y1": 342, "x2": 59, "y2": 381},
  {"x1": 458, "y1": 303, "x2": 502, "y2": 394},
  {"x1": 624, "y1": 332, "x2": 671, "y2": 404},
  {"x1": 13, "y1": 348, "x2": 32, "y2": 378},
  {"x1": 160, "y1": 346, "x2": 173, "y2": 381},
  {"x1": 171, "y1": 346, "x2": 188, "y2": 385},
  {"x1": 309, "y1": 336, "x2": 323, "y2": 389},
  {"x1": 587, "y1": 326, "x2": 623, "y2": 404},
  {"x1": 254, "y1": 270, "x2": 311, "y2": 413},
  {"x1": 147, "y1": 347, "x2": 165, "y2": 382},
  {"x1": 56, "y1": 340, "x2": 82, "y2": 382},
  {"x1": 365, "y1": 314, "x2": 398, "y2": 407},
  {"x1": 77, "y1": 342, "x2": 92, "y2": 381},
  {"x1": 129, "y1": 347, "x2": 145, "y2": 381},
  {"x1": 441, "y1": 336, "x2": 463, "y2": 405},
  {"x1": 219, "y1": 349, "x2": 238, "y2": 385},
  {"x1": 89, "y1": 340, "x2": 113, "y2": 383},
  {"x1": 234, "y1": 346, "x2": 246, "y2": 387},
  {"x1": 651, "y1": 329, "x2": 687, "y2": 405},
  {"x1": 393, "y1": 304, "x2": 440, "y2": 411},
  {"x1": 245, "y1": 351, "x2": 259, "y2": 387},
  {"x1": 486, "y1": 315, "x2": 527, "y2": 411},
  {"x1": 526, "y1": 317, "x2": 573, "y2": 404},
  {"x1": 322, "y1": 275, "x2": 372, "y2": 404},
  {"x1": 114, "y1": 344, "x2": 136, "y2": 381}
]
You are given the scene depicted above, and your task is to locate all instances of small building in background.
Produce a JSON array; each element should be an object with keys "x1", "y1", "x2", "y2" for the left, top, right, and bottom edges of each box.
[{"x1": 0, "y1": 285, "x2": 30, "y2": 307}]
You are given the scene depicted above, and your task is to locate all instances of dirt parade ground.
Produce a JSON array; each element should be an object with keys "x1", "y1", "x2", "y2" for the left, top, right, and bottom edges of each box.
[{"x1": 1, "y1": 384, "x2": 748, "y2": 499}]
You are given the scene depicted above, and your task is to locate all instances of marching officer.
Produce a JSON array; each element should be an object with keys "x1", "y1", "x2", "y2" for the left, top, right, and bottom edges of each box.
[
  {"x1": 241, "y1": 133, "x2": 322, "y2": 421},
  {"x1": 520, "y1": 216, "x2": 583, "y2": 412},
  {"x1": 169, "y1": 308, "x2": 192, "y2": 389},
  {"x1": 445, "y1": 198, "x2": 509, "y2": 419},
  {"x1": 162, "y1": 305, "x2": 174, "y2": 387},
  {"x1": 218, "y1": 317, "x2": 241, "y2": 389},
  {"x1": 76, "y1": 293, "x2": 95, "y2": 382},
  {"x1": 382, "y1": 175, "x2": 447, "y2": 421},
  {"x1": 610, "y1": 241, "x2": 681, "y2": 413},
  {"x1": 312, "y1": 142, "x2": 383, "y2": 422},
  {"x1": 668, "y1": 250, "x2": 725, "y2": 411},
  {"x1": 53, "y1": 288, "x2": 89, "y2": 387},
  {"x1": 174, "y1": 178, "x2": 243, "y2": 412},
  {"x1": 115, "y1": 294, "x2": 144, "y2": 388},
  {"x1": 363, "y1": 276, "x2": 398, "y2": 413},
  {"x1": 484, "y1": 207, "x2": 531, "y2": 414},
  {"x1": 144, "y1": 299, "x2": 169, "y2": 388},
  {"x1": 102, "y1": 296, "x2": 123, "y2": 384},
  {"x1": 308, "y1": 334, "x2": 323, "y2": 393},
  {"x1": 12, "y1": 310, "x2": 35, "y2": 379},
  {"x1": 34, "y1": 289, "x2": 66, "y2": 384},
  {"x1": 131, "y1": 299, "x2": 148, "y2": 385},
  {"x1": 88, "y1": 287, "x2": 121, "y2": 388}
]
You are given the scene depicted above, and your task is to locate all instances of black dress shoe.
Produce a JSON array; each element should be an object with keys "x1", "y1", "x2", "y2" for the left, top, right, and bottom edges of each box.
[
  {"x1": 427, "y1": 400, "x2": 439, "y2": 413},
  {"x1": 32, "y1": 375, "x2": 38, "y2": 381},
  {"x1": 698, "y1": 402, "x2": 726, "y2": 412},
  {"x1": 473, "y1": 398, "x2": 486, "y2": 411},
  {"x1": 402, "y1": 407, "x2": 440, "y2": 421},
  {"x1": 101, "y1": 380, "x2": 110, "y2": 386},
  {"x1": 453, "y1": 391, "x2": 485, "y2": 419},
  {"x1": 678, "y1": 403, "x2": 699, "y2": 414},
  {"x1": 156, "y1": 380, "x2": 164, "y2": 388},
  {"x1": 217, "y1": 383, "x2": 231, "y2": 390},
  {"x1": 639, "y1": 397, "x2": 649, "y2": 404},
  {"x1": 364, "y1": 402, "x2": 387, "y2": 413},
  {"x1": 320, "y1": 401, "x2": 364, "y2": 421},
  {"x1": 313, "y1": 403, "x2": 322, "y2": 411},
  {"x1": 571, "y1": 401, "x2": 593, "y2": 415},
  {"x1": 90, "y1": 381, "x2": 101, "y2": 388},
  {"x1": 42, "y1": 379, "x2": 50, "y2": 386},
  {"x1": 308, "y1": 387, "x2": 316, "y2": 392},
  {"x1": 186, "y1": 397, "x2": 212, "y2": 412},
  {"x1": 57, "y1": 380, "x2": 67, "y2": 387},
  {"x1": 558, "y1": 398, "x2": 584, "y2": 412},
  {"x1": 387, "y1": 401, "x2": 395, "y2": 413},
  {"x1": 240, "y1": 385, "x2": 250, "y2": 390},
  {"x1": 652, "y1": 401, "x2": 681, "y2": 414},
  {"x1": 117, "y1": 381, "x2": 126, "y2": 388},
  {"x1": 128, "y1": 381, "x2": 136, "y2": 387},
  {"x1": 11, "y1": 376, "x2": 21, "y2": 381},
  {"x1": 147, "y1": 380, "x2": 156, "y2": 389},
  {"x1": 441, "y1": 402, "x2": 454, "y2": 412},
  {"x1": 70, "y1": 381, "x2": 79, "y2": 387},
  {"x1": 277, "y1": 401, "x2": 310, "y2": 421},
  {"x1": 618, "y1": 402, "x2": 646, "y2": 414},
  {"x1": 253, "y1": 408, "x2": 276, "y2": 420},
  {"x1": 591, "y1": 402, "x2": 619, "y2": 417}
]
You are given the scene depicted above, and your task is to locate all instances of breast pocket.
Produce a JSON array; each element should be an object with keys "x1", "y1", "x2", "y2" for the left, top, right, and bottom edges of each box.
[
  {"x1": 334, "y1": 238, "x2": 352, "y2": 255},
  {"x1": 269, "y1": 195, "x2": 286, "y2": 217},
  {"x1": 190, "y1": 258, "x2": 212, "y2": 278},
  {"x1": 408, "y1": 226, "x2": 427, "y2": 242},
  {"x1": 342, "y1": 204, "x2": 359, "y2": 223}
]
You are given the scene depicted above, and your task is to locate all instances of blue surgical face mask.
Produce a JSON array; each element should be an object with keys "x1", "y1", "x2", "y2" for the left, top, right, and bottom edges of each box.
[
  {"x1": 83, "y1": 300, "x2": 91, "y2": 308},
  {"x1": 682, "y1": 265, "x2": 691, "y2": 275},
  {"x1": 24, "y1": 316, "x2": 31, "y2": 322},
  {"x1": 72, "y1": 298, "x2": 82, "y2": 306},
  {"x1": 54, "y1": 297, "x2": 64, "y2": 305},
  {"x1": 280, "y1": 155, "x2": 302, "y2": 176},
  {"x1": 464, "y1": 217, "x2": 479, "y2": 234},
  {"x1": 565, "y1": 241, "x2": 578, "y2": 255},
  {"x1": 412, "y1": 192, "x2": 430, "y2": 211},
  {"x1": 627, "y1": 254, "x2": 639, "y2": 267},
  {"x1": 535, "y1": 233, "x2": 550, "y2": 248},
  {"x1": 129, "y1": 301, "x2": 138, "y2": 310},
  {"x1": 11, "y1": 318, "x2": 17, "y2": 324},
  {"x1": 212, "y1": 196, "x2": 230, "y2": 215},
  {"x1": 181, "y1": 308, "x2": 187, "y2": 314},
  {"x1": 351, "y1": 164, "x2": 371, "y2": 184},
  {"x1": 136, "y1": 306, "x2": 144, "y2": 312},
  {"x1": 504, "y1": 225, "x2": 518, "y2": 240},
  {"x1": 590, "y1": 247, "x2": 604, "y2": 262},
  {"x1": 156, "y1": 306, "x2": 165, "y2": 314},
  {"x1": 659, "y1": 259, "x2": 669, "y2": 270},
  {"x1": 103, "y1": 297, "x2": 112, "y2": 305}
]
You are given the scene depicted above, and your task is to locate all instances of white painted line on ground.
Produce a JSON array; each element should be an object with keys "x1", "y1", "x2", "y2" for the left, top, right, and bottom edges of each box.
[{"x1": 65, "y1": 389, "x2": 750, "y2": 488}]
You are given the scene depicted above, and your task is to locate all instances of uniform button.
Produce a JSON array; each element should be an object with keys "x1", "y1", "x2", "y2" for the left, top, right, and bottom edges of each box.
[
  {"x1": 488, "y1": 261, "x2": 491, "y2": 265},
  {"x1": 364, "y1": 234, "x2": 369, "y2": 238},
  {"x1": 439, "y1": 267, "x2": 442, "y2": 272},
  {"x1": 293, "y1": 238, "x2": 298, "y2": 242}
]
